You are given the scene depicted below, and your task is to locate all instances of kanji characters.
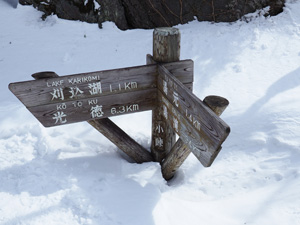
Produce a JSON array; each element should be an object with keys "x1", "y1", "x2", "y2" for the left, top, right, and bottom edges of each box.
[
  {"x1": 155, "y1": 123, "x2": 164, "y2": 134},
  {"x1": 52, "y1": 111, "x2": 67, "y2": 124},
  {"x1": 163, "y1": 80, "x2": 168, "y2": 95},
  {"x1": 155, "y1": 137, "x2": 164, "y2": 148},
  {"x1": 69, "y1": 86, "x2": 83, "y2": 98},
  {"x1": 173, "y1": 91, "x2": 179, "y2": 107},
  {"x1": 50, "y1": 88, "x2": 64, "y2": 101},
  {"x1": 90, "y1": 105, "x2": 104, "y2": 118},
  {"x1": 89, "y1": 82, "x2": 102, "y2": 95}
]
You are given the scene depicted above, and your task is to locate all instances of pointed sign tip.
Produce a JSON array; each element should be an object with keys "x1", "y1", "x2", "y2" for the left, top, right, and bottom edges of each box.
[{"x1": 8, "y1": 82, "x2": 15, "y2": 92}]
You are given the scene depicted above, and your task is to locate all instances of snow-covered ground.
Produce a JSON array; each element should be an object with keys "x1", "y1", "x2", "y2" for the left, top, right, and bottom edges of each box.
[{"x1": 1, "y1": 1, "x2": 300, "y2": 224}]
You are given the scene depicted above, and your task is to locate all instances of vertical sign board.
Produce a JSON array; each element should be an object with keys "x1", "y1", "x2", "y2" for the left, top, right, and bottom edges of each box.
[
  {"x1": 148, "y1": 55, "x2": 194, "y2": 161},
  {"x1": 157, "y1": 65, "x2": 230, "y2": 167},
  {"x1": 9, "y1": 61, "x2": 194, "y2": 128}
]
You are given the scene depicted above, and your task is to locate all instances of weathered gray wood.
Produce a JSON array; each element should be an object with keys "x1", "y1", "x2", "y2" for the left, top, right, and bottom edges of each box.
[
  {"x1": 147, "y1": 53, "x2": 194, "y2": 170},
  {"x1": 147, "y1": 54, "x2": 193, "y2": 164},
  {"x1": 161, "y1": 138, "x2": 188, "y2": 180},
  {"x1": 147, "y1": 54, "x2": 193, "y2": 90},
  {"x1": 153, "y1": 28, "x2": 180, "y2": 63},
  {"x1": 161, "y1": 95, "x2": 229, "y2": 180},
  {"x1": 158, "y1": 65, "x2": 230, "y2": 146},
  {"x1": 151, "y1": 100, "x2": 173, "y2": 162},
  {"x1": 10, "y1": 61, "x2": 194, "y2": 128},
  {"x1": 158, "y1": 64, "x2": 230, "y2": 167},
  {"x1": 148, "y1": 55, "x2": 176, "y2": 162},
  {"x1": 158, "y1": 90, "x2": 209, "y2": 166},
  {"x1": 88, "y1": 119, "x2": 153, "y2": 163},
  {"x1": 203, "y1": 95, "x2": 229, "y2": 116},
  {"x1": 10, "y1": 64, "x2": 157, "y2": 108},
  {"x1": 146, "y1": 54, "x2": 156, "y2": 65},
  {"x1": 147, "y1": 54, "x2": 166, "y2": 161},
  {"x1": 29, "y1": 88, "x2": 157, "y2": 127},
  {"x1": 32, "y1": 71, "x2": 59, "y2": 79},
  {"x1": 32, "y1": 71, "x2": 154, "y2": 163},
  {"x1": 151, "y1": 28, "x2": 181, "y2": 163},
  {"x1": 10, "y1": 61, "x2": 193, "y2": 108}
]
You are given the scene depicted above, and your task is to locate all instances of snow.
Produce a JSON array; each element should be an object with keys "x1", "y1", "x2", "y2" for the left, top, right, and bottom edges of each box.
[
  {"x1": 1, "y1": 1, "x2": 300, "y2": 224},
  {"x1": 93, "y1": 0, "x2": 100, "y2": 10}
]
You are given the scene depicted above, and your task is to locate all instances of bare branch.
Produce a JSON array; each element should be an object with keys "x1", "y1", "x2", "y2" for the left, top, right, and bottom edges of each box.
[{"x1": 148, "y1": 0, "x2": 171, "y2": 26}]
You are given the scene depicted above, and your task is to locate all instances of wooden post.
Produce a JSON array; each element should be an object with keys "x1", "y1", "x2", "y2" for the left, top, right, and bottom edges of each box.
[
  {"x1": 32, "y1": 71, "x2": 59, "y2": 79},
  {"x1": 203, "y1": 95, "x2": 229, "y2": 116},
  {"x1": 151, "y1": 27, "x2": 181, "y2": 162},
  {"x1": 32, "y1": 72, "x2": 153, "y2": 163},
  {"x1": 153, "y1": 28, "x2": 180, "y2": 63},
  {"x1": 161, "y1": 95, "x2": 229, "y2": 180}
]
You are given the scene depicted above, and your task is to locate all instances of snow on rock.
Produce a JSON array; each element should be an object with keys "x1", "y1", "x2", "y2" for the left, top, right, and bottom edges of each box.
[{"x1": 0, "y1": 0, "x2": 300, "y2": 224}]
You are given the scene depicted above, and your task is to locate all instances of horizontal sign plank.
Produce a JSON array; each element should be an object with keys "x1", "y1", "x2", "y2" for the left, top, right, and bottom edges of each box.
[
  {"x1": 30, "y1": 88, "x2": 157, "y2": 127},
  {"x1": 157, "y1": 65, "x2": 230, "y2": 167},
  {"x1": 9, "y1": 61, "x2": 193, "y2": 127},
  {"x1": 9, "y1": 60, "x2": 193, "y2": 108}
]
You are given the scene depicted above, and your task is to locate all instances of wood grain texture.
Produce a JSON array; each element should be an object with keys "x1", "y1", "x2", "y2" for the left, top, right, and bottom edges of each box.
[
  {"x1": 158, "y1": 90, "x2": 212, "y2": 166},
  {"x1": 146, "y1": 52, "x2": 193, "y2": 163},
  {"x1": 161, "y1": 138, "x2": 188, "y2": 180},
  {"x1": 32, "y1": 71, "x2": 154, "y2": 163},
  {"x1": 10, "y1": 64, "x2": 157, "y2": 108},
  {"x1": 153, "y1": 28, "x2": 180, "y2": 63},
  {"x1": 147, "y1": 53, "x2": 194, "y2": 168},
  {"x1": 161, "y1": 95, "x2": 229, "y2": 180},
  {"x1": 151, "y1": 27, "x2": 181, "y2": 163},
  {"x1": 203, "y1": 95, "x2": 229, "y2": 116},
  {"x1": 147, "y1": 55, "x2": 171, "y2": 162},
  {"x1": 28, "y1": 88, "x2": 157, "y2": 127},
  {"x1": 146, "y1": 54, "x2": 193, "y2": 89},
  {"x1": 32, "y1": 71, "x2": 59, "y2": 79},
  {"x1": 9, "y1": 61, "x2": 194, "y2": 128},
  {"x1": 10, "y1": 61, "x2": 193, "y2": 108},
  {"x1": 158, "y1": 65, "x2": 230, "y2": 167}
]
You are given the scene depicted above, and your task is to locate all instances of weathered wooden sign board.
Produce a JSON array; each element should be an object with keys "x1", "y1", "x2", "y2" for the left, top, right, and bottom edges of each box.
[
  {"x1": 9, "y1": 27, "x2": 231, "y2": 180},
  {"x1": 157, "y1": 65, "x2": 230, "y2": 166},
  {"x1": 9, "y1": 61, "x2": 193, "y2": 127}
]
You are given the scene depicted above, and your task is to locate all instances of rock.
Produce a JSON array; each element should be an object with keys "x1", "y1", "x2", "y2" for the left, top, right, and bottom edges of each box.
[
  {"x1": 97, "y1": 0, "x2": 128, "y2": 30},
  {"x1": 19, "y1": 0, "x2": 99, "y2": 22},
  {"x1": 19, "y1": 0, "x2": 285, "y2": 30}
]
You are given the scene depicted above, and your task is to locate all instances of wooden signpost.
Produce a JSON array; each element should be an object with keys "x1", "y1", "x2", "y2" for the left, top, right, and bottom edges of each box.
[{"x1": 9, "y1": 27, "x2": 231, "y2": 180}]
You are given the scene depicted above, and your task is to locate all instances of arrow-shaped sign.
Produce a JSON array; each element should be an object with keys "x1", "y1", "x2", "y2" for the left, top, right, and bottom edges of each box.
[
  {"x1": 157, "y1": 65, "x2": 230, "y2": 167},
  {"x1": 9, "y1": 60, "x2": 193, "y2": 127}
]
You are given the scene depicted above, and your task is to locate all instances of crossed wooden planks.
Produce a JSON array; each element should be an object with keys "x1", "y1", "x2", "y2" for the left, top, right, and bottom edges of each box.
[
  {"x1": 157, "y1": 65, "x2": 230, "y2": 167},
  {"x1": 9, "y1": 59, "x2": 230, "y2": 179}
]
